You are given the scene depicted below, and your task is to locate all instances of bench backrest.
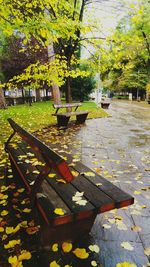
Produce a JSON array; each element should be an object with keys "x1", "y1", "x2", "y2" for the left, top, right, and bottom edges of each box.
[
  {"x1": 6, "y1": 118, "x2": 74, "y2": 183},
  {"x1": 53, "y1": 103, "x2": 82, "y2": 109}
]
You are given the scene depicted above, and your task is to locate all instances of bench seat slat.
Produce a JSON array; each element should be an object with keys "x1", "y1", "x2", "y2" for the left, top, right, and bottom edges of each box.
[
  {"x1": 53, "y1": 103, "x2": 82, "y2": 109},
  {"x1": 38, "y1": 180, "x2": 74, "y2": 226},
  {"x1": 45, "y1": 177, "x2": 95, "y2": 214},
  {"x1": 8, "y1": 145, "x2": 37, "y2": 188},
  {"x1": 71, "y1": 174, "x2": 115, "y2": 210},
  {"x1": 70, "y1": 161, "x2": 134, "y2": 207}
]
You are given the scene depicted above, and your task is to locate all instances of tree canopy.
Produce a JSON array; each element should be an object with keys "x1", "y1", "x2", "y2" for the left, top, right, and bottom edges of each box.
[
  {"x1": 98, "y1": 0, "x2": 150, "y2": 98},
  {"x1": 0, "y1": 0, "x2": 104, "y2": 102}
]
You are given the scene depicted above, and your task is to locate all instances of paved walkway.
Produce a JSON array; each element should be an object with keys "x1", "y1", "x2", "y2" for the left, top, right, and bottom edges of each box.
[
  {"x1": 75, "y1": 100, "x2": 150, "y2": 267},
  {"x1": 35, "y1": 100, "x2": 150, "y2": 267}
]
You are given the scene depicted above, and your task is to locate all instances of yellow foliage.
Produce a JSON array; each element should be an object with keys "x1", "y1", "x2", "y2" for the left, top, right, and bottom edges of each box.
[{"x1": 146, "y1": 83, "x2": 150, "y2": 94}]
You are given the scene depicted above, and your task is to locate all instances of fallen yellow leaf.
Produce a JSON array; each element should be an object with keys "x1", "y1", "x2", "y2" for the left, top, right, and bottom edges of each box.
[
  {"x1": 56, "y1": 179, "x2": 66, "y2": 184},
  {"x1": 89, "y1": 244, "x2": 100, "y2": 253},
  {"x1": 52, "y1": 243, "x2": 59, "y2": 252},
  {"x1": 144, "y1": 247, "x2": 150, "y2": 256},
  {"x1": 71, "y1": 171, "x2": 79, "y2": 177},
  {"x1": 48, "y1": 173, "x2": 56, "y2": 178},
  {"x1": 83, "y1": 172, "x2": 95, "y2": 177},
  {"x1": 22, "y1": 208, "x2": 31, "y2": 213},
  {"x1": 54, "y1": 208, "x2": 65, "y2": 216},
  {"x1": 18, "y1": 250, "x2": 32, "y2": 261},
  {"x1": 49, "y1": 261, "x2": 60, "y2": 267},
  {"x1": 91, "y1": 261, "x2": 98, "y2": 266},
  {"x1": 4, "y1": 239, "x2": 21, "y2": 249},
  {"x1": 8, "y1": 255, "x2": 20, "y2": 267},
  {"x1": 134, "y1": 191, "x2": 141, "y2": 195},
  {"x1": 1, "y1": 210, "x2": 8, "y2": 216},
  {"x1": 0, "y1": 226, "x2": 4, "y2": 232},
  {"x1": 62, "y1": 242, "x2": 72, "y2": 253},
  {"x1": 116, "y1": 262, "x2": 137, "y2": 267},
  {"x1": 121, "y1": 242, "x2": 134, "y2": 251},
  {"x1": 73, "y1": 248, "x2": 89, "y2": 259},
  {"x1": 131, "y1": 225, "x2": 141, "y2": 232}
]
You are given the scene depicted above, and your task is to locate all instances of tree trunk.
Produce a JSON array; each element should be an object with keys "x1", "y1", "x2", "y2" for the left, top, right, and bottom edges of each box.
[
  {"x1": 21, "y1": 87, "x2": 25, "y2": 104},
  {"x1": 47, "y1": 44, "x2": 61, "y2": 104},
  {"x1": 28, "y1": 88, "x2": 32, "y2": 106},
  {"x1": 65, "y1": 76, "x2": 72, "y2": 103},
  {"x1": 0, "y1": 87, "x2": 6, "y2": 109},
  {"x1": 147, "y1": 58, "x2": 150, "y2": 99},
  {"x1": 36, "y1": 88, "x2": 41, "y2": 102}
]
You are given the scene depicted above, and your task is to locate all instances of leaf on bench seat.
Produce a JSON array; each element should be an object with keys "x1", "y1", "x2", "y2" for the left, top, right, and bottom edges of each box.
[
  {"x1": 81, "y1": 171, "x2": 95, "y2": 177},
  {"x1": 56, "y1": 179, "x2": 66, "y2": 184},
  {"x1": 48, "y1": 173, "x2": 56, "y2": 178},
  {"x1": 72, "y1": 191, "x2": 87, "y2": 206},
  {"x1": 71, "y1": 170, "x2": 79, "y2": 177},
  {"x1": 54, "y1": 208, "x2": 65, "y2": 216}
]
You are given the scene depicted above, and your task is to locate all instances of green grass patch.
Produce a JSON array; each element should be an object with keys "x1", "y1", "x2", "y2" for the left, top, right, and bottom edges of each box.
[{"x1": 0, "y1": 101, "x2": 108, "y2": 145}]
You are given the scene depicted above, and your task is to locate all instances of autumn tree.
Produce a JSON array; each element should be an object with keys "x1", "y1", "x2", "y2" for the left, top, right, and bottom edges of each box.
[
  {"x1": 0, "y1": 0, "x2": 102, "y2": 103},
  {"x1": 98, "y1": 0, "x2": 150, "y2": 98}
]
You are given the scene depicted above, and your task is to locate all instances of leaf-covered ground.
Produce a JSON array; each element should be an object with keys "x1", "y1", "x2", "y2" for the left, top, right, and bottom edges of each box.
[
  {"x1": 0, "y1": 101, "x2": 108, "y2": 267},
  {"x1": 1, "y1": 100, "x2": 150, "y2": 267}
]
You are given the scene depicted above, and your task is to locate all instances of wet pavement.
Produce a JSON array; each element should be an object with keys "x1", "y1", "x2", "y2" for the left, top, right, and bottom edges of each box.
[
  {"x1": 35, "y1": 100, "x2": 150, "y2": 267},
  {"x1": 75, "y1": 100, "x2": 150, "y2": 267}
]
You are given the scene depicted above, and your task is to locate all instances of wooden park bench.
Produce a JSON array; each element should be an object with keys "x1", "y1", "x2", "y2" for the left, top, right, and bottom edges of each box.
[
  {"x1": 52, "y1": 102, "x2": 89, "y2": 126},
  {"x1": 5, "y1": 118, "x2": 134, "y2": 245},
  {"x1": 100, "y1": 99, "x2": 111, "y2": 109}
]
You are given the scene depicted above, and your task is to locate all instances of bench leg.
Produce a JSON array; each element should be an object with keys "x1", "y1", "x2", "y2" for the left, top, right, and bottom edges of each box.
[
  {"x1": 76, "y1": 113, "x2": 88, "y2": 124},
  {"x1": 57, "y1": 115, "x2": 70, "y2": 127}
]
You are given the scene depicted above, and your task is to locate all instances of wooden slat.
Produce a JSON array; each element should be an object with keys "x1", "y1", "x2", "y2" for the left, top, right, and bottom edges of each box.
[
  {"x1": 8, "y1": 144, "x2": 38, "y2": 184},
  {"x1": 45, "y1": 176, "x2": 95, "y2": 215},
  {"x1": 71, "y1": 161, "x2": 134, "y2": 207},
  {"x1": 38, "y1": 180, "x2": 73, "y2": 226},
  {"x1": 71, "y1": 174, "x2": 115, "y2": 212},
  {"x1": 53, "y1": 103, "x2": 82, "y2": 109},
  {"x1": 54, "y1": 111, "x2": 88, "y2": 117}
]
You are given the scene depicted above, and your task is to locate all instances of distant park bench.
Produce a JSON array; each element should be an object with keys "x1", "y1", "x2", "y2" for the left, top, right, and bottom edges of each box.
[
  {"x1": 52, "y1": 102, "x2": 89, "y2": 126},
  {"x1": 100, "y1": 98, "x2": 111, "y2": 109},
  {"x1": 5, "y1": 118, "x2": 134, "y2": 245}
]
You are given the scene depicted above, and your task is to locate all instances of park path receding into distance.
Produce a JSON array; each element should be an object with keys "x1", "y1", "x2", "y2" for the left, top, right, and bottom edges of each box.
[
  {"x1": 76, "y1": 100, "x2": 150, "y2": 267},
  {"x1": 35, "y1": 99, "x2": 150, "y2": 267}
]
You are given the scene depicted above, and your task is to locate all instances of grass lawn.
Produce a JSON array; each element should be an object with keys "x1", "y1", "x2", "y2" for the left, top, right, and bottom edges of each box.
[{"x1": 0, "y1": 101, "x2": 108, "y2": 145}]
